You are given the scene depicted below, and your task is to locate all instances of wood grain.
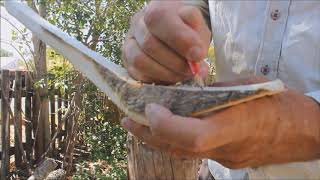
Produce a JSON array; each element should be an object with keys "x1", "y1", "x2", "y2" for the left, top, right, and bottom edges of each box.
[
  {"x1": 126, "y1": 134, "x2": 199, "y2": 180},
  {"x1": 1, "y1": 70, "x2": 10, "y2": 180}
]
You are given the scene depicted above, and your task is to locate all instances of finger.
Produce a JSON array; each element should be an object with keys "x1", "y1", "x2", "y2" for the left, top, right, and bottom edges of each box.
[
  {"x1": 179, "y1": 6, "x2": 211, "y2": 53},
  {"x1": 145, "y1": 104, "x2": 245, "y2": 152},
  {"x1": 209, "y1": 76, "x2": 270, "y2": 87},
  {"x1": 122, "y1": 10, "x2": 144, "y2": 68},
  {"x1": 123, "y1": 38, "x2": 187, "y2": 84},
  {"x1": 121, "y1": 118, "x2": 200, "y2": 158},
  {"x1": 130, "y1": 9, "x2": 145, "y2": 28},
  {"x1": 126, "y1": 66, "x2": 154, "y2": 84},
  {"x1": 145, "y1": 104, "x2": 208, "y2": 152},
  {"x1": 144, "y1": 2, "x2": 207, "y2": 62},
  {"x1": 121, "y1": 117, "x2": 169, "y2": 149},
  {"x1": 199, "y1": 61, "x2": 209, "y2": 78},
  {"x1": 134, "y1": 17, "x2": 192, "y2": 76}
]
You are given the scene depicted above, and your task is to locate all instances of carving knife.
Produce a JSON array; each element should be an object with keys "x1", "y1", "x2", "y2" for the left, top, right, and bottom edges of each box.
[{"x1": 188, "y1": 61, "x2": 205, "y2": 87}]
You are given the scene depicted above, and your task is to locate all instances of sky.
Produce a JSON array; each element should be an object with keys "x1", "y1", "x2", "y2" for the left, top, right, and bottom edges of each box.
[{"x1": 1, "y1": 6, "x2": 26, "y2": 58}]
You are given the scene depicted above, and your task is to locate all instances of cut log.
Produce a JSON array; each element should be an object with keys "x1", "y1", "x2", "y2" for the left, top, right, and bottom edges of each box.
[
  {"x1": 5, "y1": 2, "x2": 286, "y2": 126},
  {"x1": 28, "y1": 158, "x2": 58, "y2": 180},
  {"x1": 127, "y1": 135, "x2": 200, "y2": 180},
  {"x1": 45, "y1": 169, "x2": 66, "y2": 180}
]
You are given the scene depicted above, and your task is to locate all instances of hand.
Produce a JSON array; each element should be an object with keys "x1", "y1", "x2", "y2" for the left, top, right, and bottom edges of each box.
[
  {"x1": 121, "y1": 78, "x2": 320, "y2": 169},
  {"x1": 122, "y1": 1, "x2": 211, "y2": 84}
]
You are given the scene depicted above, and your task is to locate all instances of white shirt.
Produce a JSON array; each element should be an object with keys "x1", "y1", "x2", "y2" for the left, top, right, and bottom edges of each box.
[{"x1": 188, "y1": 0, "x2": 320, "y2": 179}]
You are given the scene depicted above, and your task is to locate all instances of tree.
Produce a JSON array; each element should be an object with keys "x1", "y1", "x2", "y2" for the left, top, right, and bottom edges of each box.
[{"x1": 27, "y1": 0, "x2": 51, "y2": 161}]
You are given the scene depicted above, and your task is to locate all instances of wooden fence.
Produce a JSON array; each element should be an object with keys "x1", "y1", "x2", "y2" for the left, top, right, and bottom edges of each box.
[{"x1": 0, "y1": 69, "x2": 70, "y2": 178}]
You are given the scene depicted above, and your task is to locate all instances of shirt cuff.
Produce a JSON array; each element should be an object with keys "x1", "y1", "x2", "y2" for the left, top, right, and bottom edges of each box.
[{"x1": 305, "y1": 90, "x2": 320, "y2": 103}]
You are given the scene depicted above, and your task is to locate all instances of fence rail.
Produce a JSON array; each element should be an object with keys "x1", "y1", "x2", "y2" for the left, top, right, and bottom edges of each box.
[{"x1": 0, "y1": 69, "x2": 70, "y2": 178}]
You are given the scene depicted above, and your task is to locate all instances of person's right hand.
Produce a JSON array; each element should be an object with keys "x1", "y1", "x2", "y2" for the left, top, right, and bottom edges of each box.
[{"x1": 122, "y1": 1, "x2": 211, "y2": 84}]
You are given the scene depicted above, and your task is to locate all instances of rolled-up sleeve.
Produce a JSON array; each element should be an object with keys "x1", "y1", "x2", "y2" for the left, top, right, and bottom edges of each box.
[
  {"x1": 306, "y1": 90, "x2": 320, "y2": 103},
  {"x1": 182, "y1": 0, "x2": 211, "y2": 30}
]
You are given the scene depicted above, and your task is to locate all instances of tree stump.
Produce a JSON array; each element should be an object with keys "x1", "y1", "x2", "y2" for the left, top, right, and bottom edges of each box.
[{"x1": 127, "y1": 134, "x2": 200, "y2": 180}]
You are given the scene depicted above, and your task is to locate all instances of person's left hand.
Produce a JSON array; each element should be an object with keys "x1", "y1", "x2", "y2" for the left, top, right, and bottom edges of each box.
[{"x1": 121, "y1": 78, "x2": 320, "y2": 169}]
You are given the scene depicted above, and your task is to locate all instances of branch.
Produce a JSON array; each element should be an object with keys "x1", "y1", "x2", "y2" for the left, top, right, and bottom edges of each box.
[
  {"x1": 27, "y1": 0, "x2": 39, "y2": 14},
  {"x1": 84, "y1": 24, "x2": 93, "y2": 45},
  {"x1": 0, "y1": 40, "x2": 34, "y2": 72},
  {"x1": 1, "y1": 16, "x2": 35, "y2": 57}
]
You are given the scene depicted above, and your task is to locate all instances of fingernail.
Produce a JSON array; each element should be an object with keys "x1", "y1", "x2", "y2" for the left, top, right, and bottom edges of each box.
[
  {"x1": 199, "y1": 61, "x2": 209, "y2": 78},
  {"x1": 187, "y1": 47, "x2": 204, "y2": 61}
]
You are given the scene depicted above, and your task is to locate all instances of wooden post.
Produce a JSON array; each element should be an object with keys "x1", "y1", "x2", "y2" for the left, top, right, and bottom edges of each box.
[
  {"x1": 50, "y1": 88, "x2": 56, "y2": 156},
  {"x1": 63, "y1": 90, "x2": 68, "y2": 135},
  {"x1": 1, "y1": 70, "x2": 10, "y2": 179},
  {"x1": 57, "y1": 91, "x2": 62, "y2": 147},
  {"x1": 29, "y1": 0, "x2": 50, "y2": 162},
  {"x1": 25, "y1": 73, "x2": 33, "y2": 161},
  {"x1": 127, "y1": 135, "x2": 200, "y2": 180},
  {"x1": 14, "y1": 71, "x2": 23, "y2": 167}
]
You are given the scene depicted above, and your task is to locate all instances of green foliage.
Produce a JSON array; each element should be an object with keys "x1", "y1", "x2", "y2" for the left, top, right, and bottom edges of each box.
[
  {"x1": 72, "y1": 160, "x2": 126, "y2": 180},
  {"x1": 46, "y1": 47, "x2": 128, "y2": 178},
  {"x1": 46, "y1": 0, "x2": 145, "y2": 64},
  {"x1": 43, "y1": 0, "x2": 146, "y2": 178},
  {"x1": 47, "y1": 48, "x2": 76, "y2": 92},
  {"x1": 72, "y1": 121, "x2": 127, "y2": 179}
]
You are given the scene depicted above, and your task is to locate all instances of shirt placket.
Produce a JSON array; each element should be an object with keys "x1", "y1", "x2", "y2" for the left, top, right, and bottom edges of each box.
[{"x1": 255, "y1": 0, "x2": 291, "y2": 79}]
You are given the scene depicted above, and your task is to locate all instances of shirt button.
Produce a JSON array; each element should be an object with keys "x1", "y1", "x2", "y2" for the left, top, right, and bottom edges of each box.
[
  {"x1": 271, "y1": 9, "x2": 280, "y2": 20},
  {"x1": 261, "y1": 65, "x2": 270, "y2": 75}
]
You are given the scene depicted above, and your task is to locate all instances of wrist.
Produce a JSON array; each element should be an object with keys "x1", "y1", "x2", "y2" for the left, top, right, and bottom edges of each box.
[
  {"x1": 303, "y1": 94, "x2": 320, "y2": 153},
  {"x1": 282, "y1": 91, "x2": 320, "y2": 154}
]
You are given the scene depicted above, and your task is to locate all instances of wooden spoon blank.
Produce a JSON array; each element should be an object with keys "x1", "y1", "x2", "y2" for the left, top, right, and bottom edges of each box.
[{"x1": 5, "y1": 2, "x2": 285, "y2": 126}]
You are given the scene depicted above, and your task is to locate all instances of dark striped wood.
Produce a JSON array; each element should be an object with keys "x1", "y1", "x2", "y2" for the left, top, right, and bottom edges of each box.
[
  {"x1": 50, "y1": 88, "x2": 56, "y2": 156},
  {"x1": 57, "y1": 91, "x2": 62, "y2": 146},
  {"x1": 14, "y1": 71, "x2": 23, "y2": 167},
  {"x1": 25, "y1": 73, "x2": 33, "y2": 161},
  {"x1": 1, "y1": 70, "x2": 10, "y2": 179}
]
